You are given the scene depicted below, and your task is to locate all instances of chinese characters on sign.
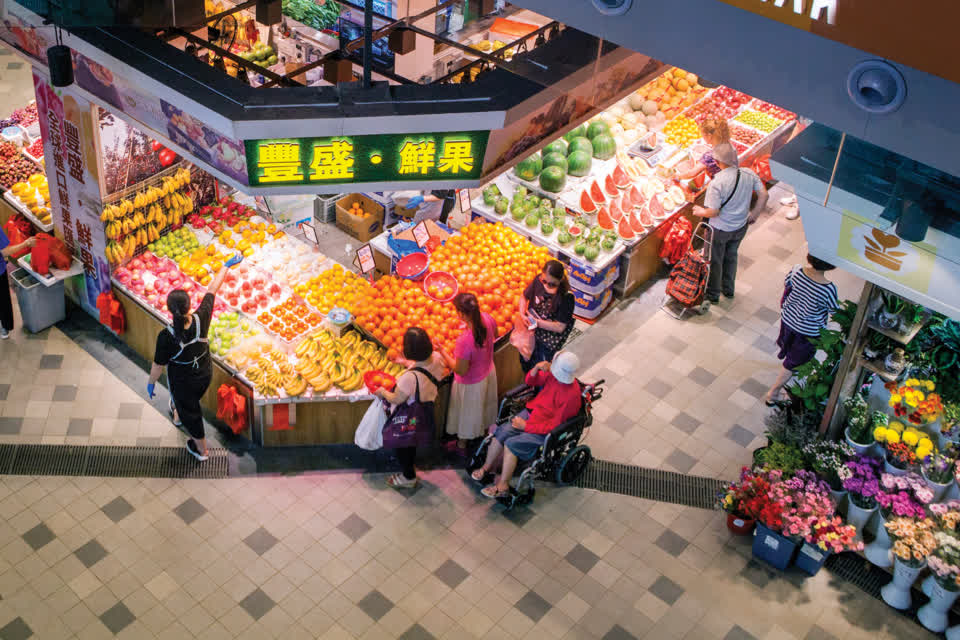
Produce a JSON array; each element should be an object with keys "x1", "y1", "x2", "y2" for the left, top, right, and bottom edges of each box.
[{"x1": 245, "y1": 131, "x2": 489, "y2": 187}]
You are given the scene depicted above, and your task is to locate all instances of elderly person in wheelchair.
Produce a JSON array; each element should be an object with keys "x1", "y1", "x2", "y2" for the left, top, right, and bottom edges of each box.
[{"x1": 469, "y1": 351, "x2": 582, "y2": 499}]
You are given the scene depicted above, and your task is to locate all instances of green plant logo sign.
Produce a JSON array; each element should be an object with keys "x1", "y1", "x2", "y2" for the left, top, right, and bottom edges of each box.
[{"x1": 244, "y1": 131, "x2": 489, "y2": 186}]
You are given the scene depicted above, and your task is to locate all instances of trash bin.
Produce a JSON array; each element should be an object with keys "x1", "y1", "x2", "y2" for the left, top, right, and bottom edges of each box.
[{"x1": 11, "y1": 268, "x2": 66, "y2": 333}]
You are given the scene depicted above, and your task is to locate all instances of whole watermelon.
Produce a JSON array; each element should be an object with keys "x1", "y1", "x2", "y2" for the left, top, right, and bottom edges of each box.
[
  {"x1": 539, "y1": 166, "x2": 567, "y2": 193},
  {"x1": 587, "y1": 121, "x2": 610, "y2": 140},
  {"x1": 542, "y1": 152, "x2": 568, "y2": 172},
  {"x1": 514, "y1": 154, "x2": 542, "y2": 181},
  {"x1": 567, "y1": 150, "x2": 593, "y2": 177},
  {"x1": 564, "y1": 125, "x2": 587, "y2": 143},
  {"x1": 543, "y1": 139, "x2": 568, "y2": 156},
  {"x1": 591, "y1": 134, "x2": 617, "y2": 160},
  {"x1": 567, "y1": 137, "x2": 593, "y2": 156}
]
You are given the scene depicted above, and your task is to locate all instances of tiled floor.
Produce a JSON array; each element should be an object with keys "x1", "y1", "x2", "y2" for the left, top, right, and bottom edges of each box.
[{"x1": 0, "y1": 48, "x2": 936, "y2": 639}]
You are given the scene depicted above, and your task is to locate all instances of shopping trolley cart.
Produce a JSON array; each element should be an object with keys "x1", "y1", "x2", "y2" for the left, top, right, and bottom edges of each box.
[{"x1": 661, "y1": 222, "x2": 713, "y2": 319}]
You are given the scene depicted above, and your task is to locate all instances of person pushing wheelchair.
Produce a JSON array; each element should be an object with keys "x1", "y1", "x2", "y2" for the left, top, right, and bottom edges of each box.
[{"x1": 470, "y1": 351, "x2": 581, "y2": 499}]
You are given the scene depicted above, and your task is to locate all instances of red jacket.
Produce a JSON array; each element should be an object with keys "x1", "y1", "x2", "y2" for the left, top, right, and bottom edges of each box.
[{"x1": 523, "y1": 369, "x2": 581, "y2": 435}]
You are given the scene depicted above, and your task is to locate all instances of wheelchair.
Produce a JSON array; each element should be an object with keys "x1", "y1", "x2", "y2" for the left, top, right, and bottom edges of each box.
[{"x1": 466, "y1": 378, "x2": 604, "y2": 510}]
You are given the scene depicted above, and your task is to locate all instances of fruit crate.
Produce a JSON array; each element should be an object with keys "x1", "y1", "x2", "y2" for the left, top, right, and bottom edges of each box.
[{"x1": 315, "y1": 194, "x2": 339, "y2": 223}]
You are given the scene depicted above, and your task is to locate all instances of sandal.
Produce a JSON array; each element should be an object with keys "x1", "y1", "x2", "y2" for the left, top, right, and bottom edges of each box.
[
  {"x1": 481, "y1": 485, "x2": 510, "y2": 499},
  {"x1": 168, "y1": 399, "x2": 182, "y2": 426},
  {"x1": 387, "y1": 473, "x2": 418, "y2": 489},
  {"x1": 470, "y1": 468, "x2": 488, "y2": 482}
]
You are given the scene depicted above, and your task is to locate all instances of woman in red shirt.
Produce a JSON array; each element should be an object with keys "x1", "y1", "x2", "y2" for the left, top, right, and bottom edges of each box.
[{"x1": 471, "y1": 351, "x2": 581, "y2": 499}]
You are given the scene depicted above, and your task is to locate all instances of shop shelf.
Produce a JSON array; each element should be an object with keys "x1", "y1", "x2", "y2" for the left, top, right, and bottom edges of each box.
[
  {"x1": 858, "y1": 356, "x2": 900, "y2": 383},
  {"x1": 3, "y1": 190, "x2": 53, "y2": 232},
  {"x1": 866, "y1": 315, "x2": 930, "y2": 347}
]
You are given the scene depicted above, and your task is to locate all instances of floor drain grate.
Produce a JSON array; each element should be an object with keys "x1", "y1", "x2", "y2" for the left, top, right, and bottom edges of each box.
[
  {"x1": 575, "y1": 459, "x2": 726, "y2": 510},
  {"x1": 0, "y1": 445, "x2": 229, "y2": 479}
]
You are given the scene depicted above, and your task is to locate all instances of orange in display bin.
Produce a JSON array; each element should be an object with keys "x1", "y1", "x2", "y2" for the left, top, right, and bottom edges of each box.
[
  {"x1": 396, "y1": 252, "x2": 429, "y2": 280},
  {"x1": 364, "y1": 370, "x2": 396, "y2": 394},
  {"x1": 423, "y1": 271, "x2": 458, "y2": 303}
]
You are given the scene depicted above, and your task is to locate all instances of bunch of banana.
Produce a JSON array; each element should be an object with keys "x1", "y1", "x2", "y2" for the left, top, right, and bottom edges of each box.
[
  {"x1": 283, "y1": 375, "x2": 307, "y2": 397},
  {"x1": 104, "y1": 235, "x2": 139, "y2": 265},
  {"x1": 292, "y1": 330, "x2": 404, "y2": 394}
]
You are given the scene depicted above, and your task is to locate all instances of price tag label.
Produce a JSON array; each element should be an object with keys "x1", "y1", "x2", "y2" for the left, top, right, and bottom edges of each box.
[
  {"x1": 764, "y1": 536, "x2": 779, "y2": 550},
  {"x1": 732, "y1": 519, "x2": 745, "y2": 528},
  {"x1": 412, "y1": 221, "x2": 430, "y2": 248},
  {"x1": 353, "y1": 244, "x2": 376, "y2": 274},
  {"x1": 298, "y1": 221, "x2": 319, "y2": 246},
  {"x1": 458, "y1": 188, "x2": 472, "y2": 218},
  {"x1": 800, "y1": 545, "x2": 823, "y2": 561}
]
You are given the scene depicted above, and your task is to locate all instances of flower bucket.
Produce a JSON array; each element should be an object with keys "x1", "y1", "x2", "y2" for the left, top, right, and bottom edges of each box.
[
  {"x1": 793, "y1": 542, "x2": 830, "y2": 576},
  {"x1": 948, "y1": 479, "x2": 960, "y2": 501},
  {"x1": 948, "y1": 625, "x2": 960, "y2": 640},
  {"x1": 923, "y1": 468, "x2": 952, "y2": 502},
  {"x1": 844, "y1": 428, "x2": 873, "y2": 457},
  {"x1": 918, "y1": 575, "x2": 960, "y2": 632},
  {"x1": 828, "y1": 488, "x2": 847, "y2": 512},
  {"x1": 937, "y1": 429, "x2": 958, "y2": 452},
  {"x1": 883, "y1": 454, "x2": 908, "y2": 477},
  {"x1": 881, "y1": 557, "x2": 926, "y2": 610},
  {"x1": 726, "y1": 513, "x2": 756, "y2": 536},
  {"x1": 751, "y1": 522, "x2": 798, "y2": 571},
  {"x1": 864, "y1": 511, "x2": 893, "y2": 568},
  {"x1": 846, "y1": 500, "x2": 877, "y2": 542}
]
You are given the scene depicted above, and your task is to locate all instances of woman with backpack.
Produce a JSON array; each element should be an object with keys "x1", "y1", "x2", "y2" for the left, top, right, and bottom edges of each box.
[
  {"x1": 375, "y1": 327, "x2": 445, "y2": 488},
  {"x1": 147, "y1": 253, "x2": 241, "y2": 460}
]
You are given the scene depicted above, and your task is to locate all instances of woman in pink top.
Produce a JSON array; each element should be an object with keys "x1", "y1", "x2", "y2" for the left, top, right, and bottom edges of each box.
[{"x1": 440, "y1": 293, "x2": 499, "y2": 450}]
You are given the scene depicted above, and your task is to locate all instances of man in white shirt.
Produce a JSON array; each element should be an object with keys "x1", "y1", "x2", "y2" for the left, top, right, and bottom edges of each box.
[{"x1": 693, "y1": 143, "x2": 768, "y2": 304}]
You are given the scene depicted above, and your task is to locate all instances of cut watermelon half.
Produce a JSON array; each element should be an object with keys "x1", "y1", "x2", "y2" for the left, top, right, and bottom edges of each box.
[
  {"x1": 612, "y1": 164, "x2": 631, "y2": 189},
  {"x1": 628, "y1": 209, "x2": 645, "y2": 233},
  {"x1": 590, "y1": 179, "x2": 606, "y2": 205},
  {"x1": 569, "y1": 225, "x2": 583, "y2": 237},
  {"x1": 639, "y1": 205, "x2": 654, "y2": 227},
  {"x1": 609, "y1": 198, "x2": 624, "y2": 222},
  {"x1": 628, "y1": 184, "x2": 645, "y2": 208},
  {"x1": 596, "y1": 206, "x2": 614, "y2": 231},
  {"x1": 649, "y1": 195, "x2": 665, "y2": 219},
  {"x1": 617, "y1": 214, "x2": 636, "y2": 240},
  {"x1": 579, "y1": 190, "x2": 597, "y2": 214},
  {"x1": 604, "y1": 174, "x2": 619, "y2": 198}
]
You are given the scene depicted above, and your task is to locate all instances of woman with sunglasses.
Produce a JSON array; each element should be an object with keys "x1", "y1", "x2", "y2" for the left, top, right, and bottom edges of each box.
[{"x1": 518, "y1": 260, "x2": 576, "y2": 373}]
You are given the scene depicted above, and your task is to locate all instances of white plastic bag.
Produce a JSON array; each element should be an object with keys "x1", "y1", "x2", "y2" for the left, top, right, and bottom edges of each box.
[{"x1": 355, "y1": 398, "x2": 386, "y2": 450}]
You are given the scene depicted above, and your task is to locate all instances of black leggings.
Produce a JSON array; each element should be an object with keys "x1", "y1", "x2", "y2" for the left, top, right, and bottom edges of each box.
[
  {"x1": 396, "y1": 446, "x2": 416, "y2": 479},
  {"x1": 0, "y1": 269, "x2": 13, "y2": 331}
]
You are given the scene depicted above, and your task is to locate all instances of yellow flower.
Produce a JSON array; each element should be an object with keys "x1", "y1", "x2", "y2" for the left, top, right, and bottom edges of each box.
[
  {"x1": 902, "y1": 431, "x2": 919, "y2": 446},
  {"x1": 907, "y1": 378, "x2": 919, "y2": 387},
  {"x1": 889, "y1": 421, "x2": 905, "y2": 433},
  {"x1": 919, "y1": 438, "x2": 933, "y2": 451},
  {"x1": 874, "y1": 427, "x2": 888, "y2": 443},
  {"x1": 890, "y1": 394, "x2": 903, "y2": 406},
  {"x1": 917, "y1": 448, "x2": 932, "y2": 460},
  {"x1": 886, "y1": 430, "x2": 901, "y2": 445}
]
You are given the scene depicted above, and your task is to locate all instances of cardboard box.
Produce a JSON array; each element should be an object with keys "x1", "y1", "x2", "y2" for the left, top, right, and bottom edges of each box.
[{"x1": 335, "y1": 194, "x2": 384, "y2": 242}]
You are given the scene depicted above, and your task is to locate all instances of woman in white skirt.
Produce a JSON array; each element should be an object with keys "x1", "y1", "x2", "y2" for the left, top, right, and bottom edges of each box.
[{"x1": 440, "y1": 293, "x2": 499, "y2": 451}]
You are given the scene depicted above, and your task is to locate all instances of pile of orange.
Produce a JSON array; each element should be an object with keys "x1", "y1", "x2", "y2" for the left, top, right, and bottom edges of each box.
[{"x1": 354, "y1": 222, "x2": 552, "y2": 360}]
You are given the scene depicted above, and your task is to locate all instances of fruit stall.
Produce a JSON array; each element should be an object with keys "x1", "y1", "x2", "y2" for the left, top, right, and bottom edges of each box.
[
  {"x1": 0, "y1": 102, "x2": 51, "y2": 233},
  {"x1": 470, "y1": 67, "x2": 798, "y2": 316}
]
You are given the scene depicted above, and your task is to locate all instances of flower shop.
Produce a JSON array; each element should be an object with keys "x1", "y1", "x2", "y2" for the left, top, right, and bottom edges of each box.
[{"x1": 719, "y1": 282, "x2": 960, "y2": 635}]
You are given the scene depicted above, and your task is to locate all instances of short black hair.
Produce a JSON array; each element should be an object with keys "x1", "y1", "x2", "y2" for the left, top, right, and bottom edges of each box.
[
  {"x1": 403, "y1": 327, "x2": 433, "y2": 362},
  {"x1": 807, "y1": 254, "x2": 836, "y2": 272}
]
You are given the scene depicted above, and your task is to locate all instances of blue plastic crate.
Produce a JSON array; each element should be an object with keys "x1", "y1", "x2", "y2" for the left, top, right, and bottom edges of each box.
[
  {"x1": 793, "y1": 542, "x2": 829, "y2": 576},
  {"x1": 751, "y1": 523, "x2": 798, "y2": 570}
]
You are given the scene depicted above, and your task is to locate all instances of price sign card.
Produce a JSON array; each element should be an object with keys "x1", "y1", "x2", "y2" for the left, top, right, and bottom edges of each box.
[
  {"x1": 354, "y1": 244, "x2": 376, "y2": 274},
  {"x1": 412, "y1": 221, "x2": 430, "y2": 248}
]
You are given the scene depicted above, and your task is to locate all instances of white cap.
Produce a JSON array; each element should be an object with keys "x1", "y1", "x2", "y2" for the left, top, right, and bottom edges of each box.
[{"x1": 551, "y1": 351, "x2": 580, "y2": 384}]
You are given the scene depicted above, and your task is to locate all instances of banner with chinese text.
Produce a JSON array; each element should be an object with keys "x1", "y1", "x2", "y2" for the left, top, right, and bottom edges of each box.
[
  {"x1": 33, "y1": 72, "x2": 110, "y2": 315},
  {"x1": 244, "y1": 131, "x2": 489, "y2": 188}
]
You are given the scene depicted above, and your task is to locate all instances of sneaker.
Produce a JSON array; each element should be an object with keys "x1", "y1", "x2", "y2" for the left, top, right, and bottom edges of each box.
[
  {"x1": 723, "y1": 292, "x2": 735, "y2": 299},
  {"x1": 706, "y1": 295, "x2": 720, "y2": 305},
  {"x1": 186, "y1": 439, "x2": 208, "y2": 461},
  {"x1": 785, "y1": 208, "x2": 800, "y2": 220},
  {"x1": 0, "y1": 328, "x2": 8, "y2": 339},
  {"x1": 168, "y1": 399, "x2": 182, "y2": 426},
  {"x1": 387, "y1": 472, "x2": 418, "y2": 488}
]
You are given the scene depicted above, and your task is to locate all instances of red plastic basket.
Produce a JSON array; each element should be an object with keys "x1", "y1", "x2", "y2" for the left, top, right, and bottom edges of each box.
[
  {"x1": 363, "y1": 370, "x2": 396, "y2": 394},
  {"x1": 423, "y1": 271, "x2": 458, "y2": 302},
  {"x1": 396, "y1": 252, "x2": 429, "y2": 280}
]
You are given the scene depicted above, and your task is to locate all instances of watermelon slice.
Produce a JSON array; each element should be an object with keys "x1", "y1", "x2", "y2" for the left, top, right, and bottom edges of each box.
[
  {"x1": 628, "y1": 184, "x2": 645, "y2": 208},
  {"x1": 609, "y1": 198, "x2": 624, "y2": 222},
  {"x1": 617, "y1": 214, "x2": 636, "y2": 240},
  {"x1": 596, "y1": 206, "x2": 614, "y2": 231},
  {"x1": 639, "y1": 205, "x2": 654, "y2": 227},
  {"x1": 628, "y1": 209, "x2": 645, "y2": 233},
  {"x1": 649, "y1": 195, "x2": 665, "y2": 219},
  {"x1": 590, "y1": 179, "x2": 606, "y2": 205},
  {"x1": 604, "y1": 174, "x2": 619, "y2": 198},
  {"x1": 612, "y1": 164, "x2": 631, "y2": 189},
  {"x1": 579, "y1": 190, "x2": 597, "y2": 214}
]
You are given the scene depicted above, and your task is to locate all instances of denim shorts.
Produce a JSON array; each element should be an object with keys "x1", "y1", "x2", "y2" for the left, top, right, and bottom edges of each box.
[{"x1": 493, "y1": 411, "x2": 545, "y2": 461}]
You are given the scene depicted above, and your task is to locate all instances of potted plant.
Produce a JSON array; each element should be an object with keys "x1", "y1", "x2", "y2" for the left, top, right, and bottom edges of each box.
[
  {"x1": 939, "y1": 402, "x2": 960, "y2": 450},
  {"x1": 842, "y1": 454, "x2": 883, "y2": 540},
  {"x1": 881, "y1": 517, "x2": 937, "y2": 610},
  {"x1": 843, "y1": 395, "x2": 872, "y2": 455},
  {"x1": 878, "y1": 291, "x2": 905, "y2": 329},
  {"x1": 717, "y1": 467, "x2": 773, "y2": 535},
  {"x1": 919, "y1": 503, "x2": 960, "y2": 632},
  {"x1": 798, "y1": 516, "x2": 863, "y2": 576},
  {"x1": 746, "y1": 472, "x2": 799, "y2": 571},
  {"x1": 887, "y1": 377, "x2": 944, "y2": 428},
  {"x1": 875, "y1": 422, "x2": 930, "y2": 475},
  {"x1": 923, "y1": 452, "x2": 956, "y2": 501},
  {"x1": 753, "y1": 442, "x2": 807, "y2": 475},
  {"x1": 803, "y1": 438, "x2": 855, "y2": 505},
  {"x1": 863, "y1": 332, "x2": 893, "y2": 360},
  {"x1": 899, "y1": 302, "x2": 926, "y2": 335},
  {"x1": 867, "y1": 472, "x2": 934, "y2": 568}
]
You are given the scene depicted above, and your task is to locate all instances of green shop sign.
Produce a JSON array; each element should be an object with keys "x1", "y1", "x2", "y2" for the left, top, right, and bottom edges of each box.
[{"x1": 244, "y1": 131, "x2": 489, "y2": 186}]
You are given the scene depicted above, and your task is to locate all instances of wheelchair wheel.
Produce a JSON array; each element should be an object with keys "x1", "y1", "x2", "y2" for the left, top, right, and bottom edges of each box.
[{"x1": 556, "y1": 445, "x2": 592, "y2": 485}]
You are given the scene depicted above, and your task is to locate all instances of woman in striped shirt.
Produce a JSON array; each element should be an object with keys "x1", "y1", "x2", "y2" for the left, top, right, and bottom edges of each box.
[{"x1": 764, "y1": 254, "x2": 839, "y2": 406}]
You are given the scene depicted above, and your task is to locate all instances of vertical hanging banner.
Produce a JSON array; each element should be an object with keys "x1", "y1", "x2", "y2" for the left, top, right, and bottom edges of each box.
[{"x1": 33, "y1": 72, "x2": 109, "y2": 315}]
